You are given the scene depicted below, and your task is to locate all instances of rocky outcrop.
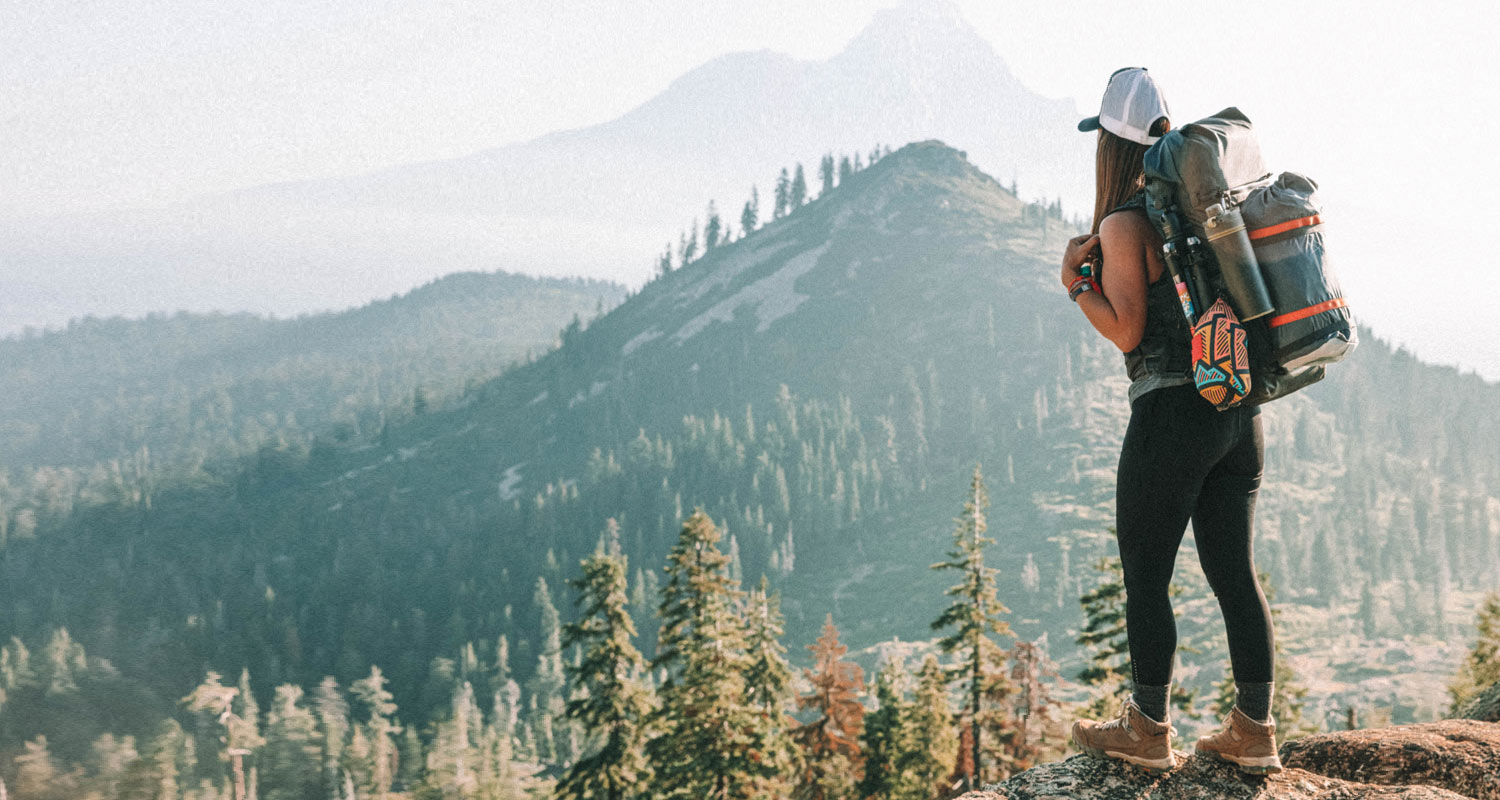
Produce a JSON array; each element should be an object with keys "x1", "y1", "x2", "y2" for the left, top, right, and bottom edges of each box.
[
  {"x1": 1279, "y1": 720, "x2": 1500, "y2": 800},
  {"x1": 1455, "y1": 682, "x2": 1500, "y2": 723},
  {"x1": 956, "y1": 719, "x2": 1500, "y2": 799},
  {"x1": 955, "y1": 750, "x2": 1469, "y2": 799}
]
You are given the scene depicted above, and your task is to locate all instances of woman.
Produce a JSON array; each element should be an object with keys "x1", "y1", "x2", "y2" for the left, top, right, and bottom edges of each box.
[{"x1": 1061, "y1": 67, "x2": 1283, "y2": 775}]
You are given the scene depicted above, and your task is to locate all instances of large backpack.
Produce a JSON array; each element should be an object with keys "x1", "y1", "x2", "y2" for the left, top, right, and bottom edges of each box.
[{"x1": 1141, "y1": 107, "x2": 1357, "y2": 406}]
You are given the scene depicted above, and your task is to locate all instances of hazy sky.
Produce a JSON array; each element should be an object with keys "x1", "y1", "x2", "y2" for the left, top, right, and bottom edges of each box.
[{"x1": 4, "y1": 0, "x2": 1498, "y2": 373}]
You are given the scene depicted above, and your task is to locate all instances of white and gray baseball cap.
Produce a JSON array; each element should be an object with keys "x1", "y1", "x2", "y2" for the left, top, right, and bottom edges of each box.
[{"x1": 1077, "y1": 67, "x2": 1171, "y2": 145}]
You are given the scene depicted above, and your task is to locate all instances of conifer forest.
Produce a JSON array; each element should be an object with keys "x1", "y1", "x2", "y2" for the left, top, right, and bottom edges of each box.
[{"x1": 2, "y1": 141, "x2": 1499, "y2": 799}]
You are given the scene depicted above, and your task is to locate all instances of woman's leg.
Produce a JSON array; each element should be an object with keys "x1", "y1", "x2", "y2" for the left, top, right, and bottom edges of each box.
[
  {"x1": 1192, "y1": 411, "x2": 1274, "y2": 685},
  {"x1": 1115, "y1": 391, "x2": 1216, "y2": 690}
]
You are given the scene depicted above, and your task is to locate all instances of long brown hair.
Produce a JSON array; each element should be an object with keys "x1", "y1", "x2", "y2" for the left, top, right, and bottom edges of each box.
[{"x1": 1090, "y1": 118, "x2": 1171, "y2": 235}]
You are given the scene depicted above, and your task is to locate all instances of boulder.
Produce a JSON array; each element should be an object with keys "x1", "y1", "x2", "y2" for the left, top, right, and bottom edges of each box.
[
  {"x1": 1454, "y1": 682, "x2": 1500, "y2": 723},
  {"x1": 955, "y1": 749, "x2": 1470, "y2": 799},
  {"x1": 1279, "y1": 719, "x2": 1500, "y2": 800}
]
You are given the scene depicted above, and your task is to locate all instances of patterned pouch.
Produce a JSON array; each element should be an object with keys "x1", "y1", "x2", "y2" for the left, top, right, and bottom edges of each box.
[{"x1": 1191, "y1": 297, "x2": 1252, "y2": 410}]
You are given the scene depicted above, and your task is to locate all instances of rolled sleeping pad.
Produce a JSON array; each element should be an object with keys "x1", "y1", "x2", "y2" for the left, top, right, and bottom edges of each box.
[{"x1": 1238, "y1": 172, "x2": 1357, "y2": 369}]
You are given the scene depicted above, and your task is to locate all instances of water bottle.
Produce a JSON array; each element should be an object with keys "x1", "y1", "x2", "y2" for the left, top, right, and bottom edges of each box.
[{"x1": 1204, "y1": 201, "x2": 1275, "y2": 321}]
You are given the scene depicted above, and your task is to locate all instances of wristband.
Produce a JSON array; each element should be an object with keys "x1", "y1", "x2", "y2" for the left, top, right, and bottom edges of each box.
[{"x1": 1068, "y1": 276, "x2": 1099, "y2": 302}]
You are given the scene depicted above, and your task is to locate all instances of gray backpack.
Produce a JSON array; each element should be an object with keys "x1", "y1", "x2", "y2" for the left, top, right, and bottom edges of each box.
[{"x1": 1141, "y1": 107, "x2": 1357, "y2": 405}]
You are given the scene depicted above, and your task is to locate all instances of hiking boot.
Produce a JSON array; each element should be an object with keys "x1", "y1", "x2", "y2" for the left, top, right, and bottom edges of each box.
[
  {"x1": 1194, "y1": 706, "x2": 1284, "y2": 775},
  {"x1": 1070, "y1": 697, "x2": 1178, "y2": 772}
]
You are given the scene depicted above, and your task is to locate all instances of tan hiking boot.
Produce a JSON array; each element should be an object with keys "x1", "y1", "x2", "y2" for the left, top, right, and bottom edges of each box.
[
  {"x1": 1070, "y1": 697, "x2": 1178, "y2": 772},
  {"x1": 1194, "y1": 706, "x2": 1284, "y2": 774}
]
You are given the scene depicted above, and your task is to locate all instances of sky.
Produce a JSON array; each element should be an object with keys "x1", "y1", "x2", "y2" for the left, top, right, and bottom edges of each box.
[{"x1": 4, "y1": 0, "x2": 1498, "y2": 375}]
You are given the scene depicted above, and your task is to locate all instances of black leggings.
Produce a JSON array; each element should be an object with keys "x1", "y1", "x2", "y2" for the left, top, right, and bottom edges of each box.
[{"x1": 1116, "y1": 382, "x2": 1274, "y2": 686}]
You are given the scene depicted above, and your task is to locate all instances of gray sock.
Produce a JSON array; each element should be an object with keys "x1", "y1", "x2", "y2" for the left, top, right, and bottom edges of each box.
[
  {"x1": 1235, "y1": 681, "x2": 1274, "y2": 722},
  {"x1": 1131, "y1": 682, "x2": 1170, "y2": 723}
]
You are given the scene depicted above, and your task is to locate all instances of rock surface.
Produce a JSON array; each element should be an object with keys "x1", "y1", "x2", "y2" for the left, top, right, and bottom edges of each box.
[
  {"x1": 955, "y1": 750, "x2": 1470, "y2": 799},
  {"x1": 1279, "y1": 720, "x2": 1500, "y2": 800},
  {"x1": 1455, "y1": 682, "x2": 1500, "y2": 723}
]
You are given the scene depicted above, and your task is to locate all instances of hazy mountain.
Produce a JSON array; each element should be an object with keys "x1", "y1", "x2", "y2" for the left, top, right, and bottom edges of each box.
[
  {"x1": 0, "y1": 0, "x2": 1091, "y2": 336},
  {"x1": 0, "y1": 270, "x2": 624, "y2": 473},
  {"x1": 3, "y1": 141, "x2": 1496, "y2": 761}
]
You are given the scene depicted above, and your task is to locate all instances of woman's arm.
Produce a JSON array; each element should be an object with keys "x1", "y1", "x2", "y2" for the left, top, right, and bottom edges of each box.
[{"x1": 1062, "y1": 213, "x2": 1150, "y2": 352}]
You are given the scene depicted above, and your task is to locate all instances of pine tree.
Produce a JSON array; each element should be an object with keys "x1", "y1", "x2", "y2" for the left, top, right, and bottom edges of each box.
[
  {"x1": 929, "y1": 464, "x2": 1015, "y2": 787},
  {"x1": 646, "y1": 510, "x2": 766, "y2": 799},
  {"x1": 705, "y1": 201, "x2": 722, "y2": 252},
  {"x1": 422, "y1": 680, "x2": 484, "y2": 797},
  {"x1": 1076, "y1": 553, "x2": 1194, "y2": 719},
  {"x1": 742, "y1": 576, "x2": 799, "y2": 797},
  {"x1": 528, "y1": 576, "x2": 566, "y2": 764},
  {"x1": 314, "y1": 676, "x2": 350, "y2": 799},
  {"x1": 13, "y1": 736, "x2": 75, "y2": 800},
  {"x1": 790, "y1": 164, "x2": 808, "y2": 209},
  {"x1": 896, "y1": 655, "x2": 957, "y2": 800},
  {"x1": 838, "y1": 155, "x2": 853, "y2": 184},
  {"x1": 350, "y1": 665, "x2": 401, "y2": 800},
  {"x1": 774, "y1": 169, "x2": 791, "y2": 220},
  {"x1": 1448, "y1": 590, "x2": 1500, "y2": 713},
  {"x1": 794, "y1": 615, "x2": 865, "y2": 800},
  {"x1": 556, "y1": 548, "x2": 654, "y2": 800},
  {"x1": 856, "y1": 658, "x2": 909, "y2": 800},
  {"x1": 819, "y1": 154, "x2": 835, "y2": 196},
  {"x1": 183, "y1": 670, "x2": 263, "y2": 800},
  {"x1": 657, "y1": 243, "x2": 674, "y2": 276},
  {"x1": 262, "y1": 685, "x2": 322, "y2": 800},
  {"x1": 741, "y1": 186, "x2": 760, "y2": 235}
]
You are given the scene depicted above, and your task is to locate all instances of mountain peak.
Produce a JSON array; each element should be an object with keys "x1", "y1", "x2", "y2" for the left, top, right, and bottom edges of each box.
[{"x1": 834, "y1": 0, "x2": 1018, "y2": 87}]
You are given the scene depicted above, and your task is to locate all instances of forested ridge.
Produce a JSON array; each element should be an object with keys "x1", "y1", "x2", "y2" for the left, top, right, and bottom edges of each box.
[{"x1": 1, "y1": 140, "x2": 1498, "y2": 798}]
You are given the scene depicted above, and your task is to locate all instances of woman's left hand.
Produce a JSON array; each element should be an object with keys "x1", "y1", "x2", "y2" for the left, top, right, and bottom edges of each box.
[{"x1": 1061, "y1": 233, "x2": 1100, "y2": 289}]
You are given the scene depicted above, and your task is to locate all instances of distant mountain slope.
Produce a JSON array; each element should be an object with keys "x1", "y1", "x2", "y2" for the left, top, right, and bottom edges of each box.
[
  {"x1": 0, "y1": 0, "x2": 1091, "y2": 333},
  {"x1": 0, "y1": 270, "x2": 625, "y2": 472},
  {"x1": 2, "y1": 141, "x2": 1497, "y2": 747}
]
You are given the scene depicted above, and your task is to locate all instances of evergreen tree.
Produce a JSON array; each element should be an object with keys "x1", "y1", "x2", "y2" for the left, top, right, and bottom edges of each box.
[
  {"x1": 184, "y1": 670, "x2": 262, "y2": 800},
  {"x1": 929, "y1": 464, "x2": 1015, "y2": 787},
  {"x1": 819, "y1": 153, "x2": 836, "y2": 196},
  {"x1": 262, "y1": 685, "x2": 322, "y2": 800},
  {"x1": 351, "y1": 665, "x2": 401, "y2": 800},
  {"x1": 315, "y1": 676, "x2": 350, "y2": 799},
  {"x1": 657, "y1": 243, "x2": 674, "y2": 276},
  {"x1": 528, "y1": 576, "x2": 566, "y2": 764},
  {"x1": 838, "y1": 155, "x2": 853, "y2": 184},
  {"x1": 856, "y1": 658, "x2": 909, "y2": 800},
  {"x1": 1448, "y1": 590, "x2": 1500, "y2": 713},
  {"x1": 741, "y1": 186, "x2": 759, "y2": 235},
  {"x1": 422, "y1": 680, "x2": 484, "y2": 798},
  {"x1": 13, "y1": 736, "x2": 75, "y2": 800},
  {"x1": 790, "y1": 164, "x2": 808, "y2": 209},
  {"x1": 793, "y1": 615, "x2": 865, "y2": 800},
  {"x1": 646, "y1": 510, "x2": 766, "y2": 799},
  {"x1": 774, "y1": 168, "x2": 791, "y2": 220},
  {"x1": 896, "y1": 655, "x2": 957, "y2": 800},
  {"x1": 742, "y1": 576, "x2": 799, "y2": 796},
  {"x1": 705, "y1": 201, "x2": 722, "y2": 252},
  {"x1": 556, "y1": 548, "x2": 654, "y2": 800}
]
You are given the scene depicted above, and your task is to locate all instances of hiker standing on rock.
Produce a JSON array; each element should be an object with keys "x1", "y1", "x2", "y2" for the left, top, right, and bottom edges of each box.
[{"x1": 1058, "y1": 67, "x2": 1284, "y2": 775}]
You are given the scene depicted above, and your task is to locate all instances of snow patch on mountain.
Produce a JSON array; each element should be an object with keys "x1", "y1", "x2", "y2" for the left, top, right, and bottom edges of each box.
[
  {"x1": 671, "y1": 237, "x2": 800, "y2": 307},
  {"x1": 670, "y1": 242, "x2": 832, "y2": 344},
  {"x1": 622, "y1": 327, "x2": 663, "y2": 356}
]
